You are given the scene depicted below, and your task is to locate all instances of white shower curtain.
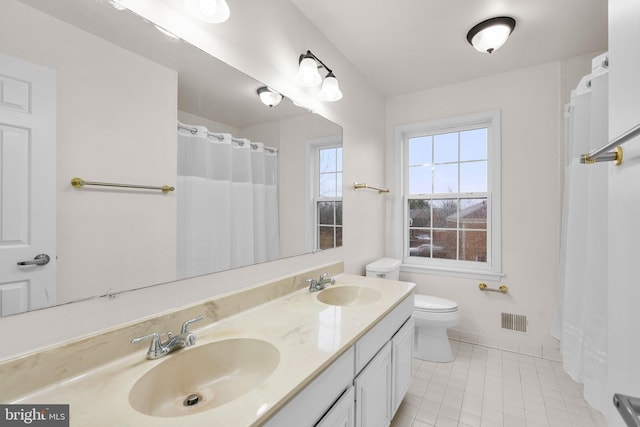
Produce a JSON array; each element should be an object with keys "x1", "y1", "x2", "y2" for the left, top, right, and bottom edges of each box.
[
  {"x1": 553, "y1": 53, "x2": 608, "y2": 414},
  {"x1": 177, "y1": 124, "x2": 279, "y2": 279}
]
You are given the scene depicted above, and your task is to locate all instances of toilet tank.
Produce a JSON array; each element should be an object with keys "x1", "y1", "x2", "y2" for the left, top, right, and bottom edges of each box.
[{"x1": 366, "y1": 258, "x2": 401, "y2": 280}]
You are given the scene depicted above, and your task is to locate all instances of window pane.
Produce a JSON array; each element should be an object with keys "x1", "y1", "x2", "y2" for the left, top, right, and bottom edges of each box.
[
  {"x1": 319, "y1": 148, "x2": 337, "y2": 173},
  {"x1": 336, "y1": 147, "x2": 343, "y2": 171},
  {"x1": 433, "y1": 163, "x2": 458, "y2": 193},
  {"x1": 432, "y1": 230, "x2": 457, "y2": 259},
  {"x1": 460, "y1": 198, "x2": 487, "y2": 229},
  {"x1": 409, "y1": 165, "x2": 432, "y2": 194},
  {"x1": 434, "y1": 132, "x2": 458, "y2": 163},
  {"x1": 335, "y1": 201, "x2": 342, "y2": 225},
  {"x1": 460, "y1": 161, "x2": 487, "y2": 192},
  {"x1": 409, "y1": 136, "x2": 432, "y2": 165},
  {"x1": 409, "y1": 229, "x2": 432, "y2": 257},
  {"x1": 336, "y1": 172, "x2": 343, "y2": 197},
  {"x1": 460, "y1": 128, "x2": 487, "y2": 161},
  {"x1": 460, "y1": 230, "x2": 487, "y2": 262},
  {"x1": 318, "y1": 201, "x2": 334, "y2": 224},
  {"x1": 336, "y1": 227, "x2": 342, "y2": 247},
  {"x1": 433, "y1": 199, "x2": 457, "y2": 228},
  {"x1": 318, "y1": 226, "x2": 335, "y2": 250},
  {"x1": 408, "y1": 199, "x2": 431, "y2": 227},
  {"x1": 319, "y1": 173, "x2": 337, "y2": 197}
]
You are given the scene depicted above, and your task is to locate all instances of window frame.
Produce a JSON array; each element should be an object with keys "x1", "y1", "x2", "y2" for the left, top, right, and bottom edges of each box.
[
  {"x1": 306, "y1": 136, "x2": 343, "y2": 252},
  {"x1": 394, "y1": 111, "x2": 503, "y2": 280}
]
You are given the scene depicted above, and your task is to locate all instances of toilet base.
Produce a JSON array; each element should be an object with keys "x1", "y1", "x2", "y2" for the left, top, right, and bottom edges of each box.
[{"x1": 414, "y1": 327, "x2": 454, "y2": 363}]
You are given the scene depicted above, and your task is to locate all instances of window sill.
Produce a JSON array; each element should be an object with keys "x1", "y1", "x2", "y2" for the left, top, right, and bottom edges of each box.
[{"x1": 400, "y1": 263, "x2": 504, "y2": 281}]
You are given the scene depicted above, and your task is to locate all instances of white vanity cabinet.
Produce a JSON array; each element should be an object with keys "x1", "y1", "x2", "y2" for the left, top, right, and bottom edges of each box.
[
  {"x1": 263, "y1": 293, "x2": 414, "y2": 427},
  {"x1": 353, "y1": 298, "x2": 415, "y2": 427}
]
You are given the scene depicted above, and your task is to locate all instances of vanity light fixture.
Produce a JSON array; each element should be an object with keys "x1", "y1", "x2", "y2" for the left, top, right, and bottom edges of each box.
[
  {"x1": 295, "y1": 50, "x2": 343, "y2": 102},
  {"x1": 184, "y1": 0, "x2": 230, "y2": 24},
  {"x1": 257, "y1": 86, "x2": 283, "y2": 108},
  {"x1": 466, "y1": 16, "x2": 516, "y2": 54}
]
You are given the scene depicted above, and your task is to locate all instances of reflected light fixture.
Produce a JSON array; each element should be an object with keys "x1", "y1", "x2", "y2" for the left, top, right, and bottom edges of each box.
[
  {"x1": 184, "y1": 0, "x2": 230, "y2": 23},
  {"x1": 467, "y1": 17, "x2": 516, "y2": 54},
  {"x1": 295, "y1": 50, "x2": 343, "y2": 102},
  {"x1": 257, "y1": 86, "x2": 283, "y2": 108}
]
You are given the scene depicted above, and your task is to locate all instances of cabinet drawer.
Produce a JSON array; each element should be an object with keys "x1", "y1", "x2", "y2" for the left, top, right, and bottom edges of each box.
[
  {"x1": 354, "y1": 294, "x2": 413, "y2": 374},
  {"x1": 264, "y1": 346, "x2": 355, "y2": 427}
]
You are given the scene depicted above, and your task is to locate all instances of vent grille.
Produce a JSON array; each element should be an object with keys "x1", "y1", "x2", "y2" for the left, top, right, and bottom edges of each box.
[{"x1": 501, "y1": 312, "x2": 527, "y2": 333}]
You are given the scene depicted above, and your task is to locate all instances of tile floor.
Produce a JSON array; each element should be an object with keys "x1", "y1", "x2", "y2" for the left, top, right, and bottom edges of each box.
[{"x1": 391, "y1": 340, "x2": 608, "y2": 427}]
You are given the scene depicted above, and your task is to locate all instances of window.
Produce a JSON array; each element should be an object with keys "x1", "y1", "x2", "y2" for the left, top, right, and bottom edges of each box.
[
  {"x1": 396, "y1": 112, "x2": 501, "y2": 279},
  {"x1": 308, "y1": 139, "x2": 343, "y2": 251}
]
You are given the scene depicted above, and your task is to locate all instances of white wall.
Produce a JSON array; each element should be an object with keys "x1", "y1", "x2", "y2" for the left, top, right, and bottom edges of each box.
[
  {"x1": 1, "y1": 0, "x2": 386, "y2": 359},
  {"x1": 385, "y1": 55, "x2": 596, "y2": 356},
  {"x1": 607, "y1": 0, "x2": 640, "y2": 425},
  {"x1": 0, "y1": 1, "x2": 178, "y2": 304}
]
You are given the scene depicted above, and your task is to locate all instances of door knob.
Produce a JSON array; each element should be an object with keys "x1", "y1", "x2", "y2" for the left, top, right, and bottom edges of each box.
[{"x1": 17, "y1": 254, "x2": 50, "y2": 266}]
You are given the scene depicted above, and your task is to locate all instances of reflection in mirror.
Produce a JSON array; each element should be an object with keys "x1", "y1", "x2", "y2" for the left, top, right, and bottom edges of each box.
[{"x1": 0, "y1": 0, "x2": 342, "y2": 316}]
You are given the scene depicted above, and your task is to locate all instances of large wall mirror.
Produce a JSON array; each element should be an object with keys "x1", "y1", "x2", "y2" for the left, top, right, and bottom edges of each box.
[{"x1": 0, "y1": 0, "x2": 343, "y2": 316}]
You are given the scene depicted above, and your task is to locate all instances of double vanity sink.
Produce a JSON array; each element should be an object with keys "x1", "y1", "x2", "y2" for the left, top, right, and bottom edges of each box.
[{"x1": 6, "y1": 273, "x2": 414, "y2": 426}]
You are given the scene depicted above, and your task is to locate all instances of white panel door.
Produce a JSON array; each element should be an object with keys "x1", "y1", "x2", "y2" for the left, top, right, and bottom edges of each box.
[
  {"x1": 316, "y1": 386, "x2": 355, "y2": 427},
  {"x1": 355, "y1": 341, "x2": 392, "y2": 427},
  {"x1": 391, "y1": 318, "x2": 414, "y2": 415},
  {"x1": 0, "y1": 52, "x2": 56, "y2": 316}
]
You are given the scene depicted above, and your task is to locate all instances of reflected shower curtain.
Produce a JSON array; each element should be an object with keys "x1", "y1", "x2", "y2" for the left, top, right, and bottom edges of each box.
[
  {"x1": 177, "y1": 124, "x2": 279, "y2": 279},
  {"x1": 553, "y1": 53, "x2": 608, "y2": 414}
]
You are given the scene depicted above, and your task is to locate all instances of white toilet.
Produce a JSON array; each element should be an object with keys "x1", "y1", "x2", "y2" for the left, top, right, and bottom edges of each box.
[{"x1": 366, "y1": 258, "x2": 460, "y2": 363}]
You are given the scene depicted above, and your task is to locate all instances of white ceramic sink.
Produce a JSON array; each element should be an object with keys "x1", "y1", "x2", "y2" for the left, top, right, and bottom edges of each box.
[
  {"x1": 316, "y1": 285, "x2": 382, "y2": 307},
  {"x1": 129, "y1": 338, "x2": 279, "y2": 417}
]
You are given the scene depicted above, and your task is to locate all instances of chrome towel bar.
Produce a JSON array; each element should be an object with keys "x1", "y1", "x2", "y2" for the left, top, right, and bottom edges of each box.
[
  {"x1": 613, "y1": 393, "x2": 640, "y2": 427},
  {"x1": 581, "y1": 121, "x2": 640, "y2": 165},
  {"x1": 71, "y1": 177, "x2": 174, "y2": 193}
]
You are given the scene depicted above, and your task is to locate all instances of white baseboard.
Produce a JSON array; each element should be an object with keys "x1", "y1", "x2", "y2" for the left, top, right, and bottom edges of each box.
[{"x1": 448, "y1": 329, "x2": 562, "y2": 362}]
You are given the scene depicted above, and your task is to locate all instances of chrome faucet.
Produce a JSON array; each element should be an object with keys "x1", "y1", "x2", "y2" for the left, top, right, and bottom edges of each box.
[
  {"x1": 131, "y1": 315, "x2": 204, "y2": 360},
  {"x1": 307, "y1": 272, "x2": 336, "y2": 292}
]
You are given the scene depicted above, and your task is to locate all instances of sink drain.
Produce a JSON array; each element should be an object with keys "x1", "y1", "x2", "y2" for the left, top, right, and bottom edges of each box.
[{"x1": 183, "y1": 393, "x2": 202, "y2": 407}]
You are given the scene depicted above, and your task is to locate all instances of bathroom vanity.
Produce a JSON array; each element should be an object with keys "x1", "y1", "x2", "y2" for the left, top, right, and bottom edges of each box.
[{"x1": 1, "y1": 268, "x2": 415, "y2": 426}]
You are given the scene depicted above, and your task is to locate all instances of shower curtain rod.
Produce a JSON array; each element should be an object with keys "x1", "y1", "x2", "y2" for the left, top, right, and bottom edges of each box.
[
  {"x1": 177, "y1": 123, "x2": 277, "y2": 153},
  {"x1": 580, "y1": 121, "x2": 640, "y2": 165}
]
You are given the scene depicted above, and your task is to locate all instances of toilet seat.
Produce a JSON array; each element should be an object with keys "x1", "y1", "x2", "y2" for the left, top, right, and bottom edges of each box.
[{"x1": 414, "y1": 295, "x2": 458, "y2": 313}]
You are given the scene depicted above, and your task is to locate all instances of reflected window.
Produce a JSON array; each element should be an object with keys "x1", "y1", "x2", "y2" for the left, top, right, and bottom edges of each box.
[
  {"x1": 314, "y1": 145, "x2": 342, "y2": 250},
  {"x1": 400, "y1": 112, "x2": 501, "y2": 276}
]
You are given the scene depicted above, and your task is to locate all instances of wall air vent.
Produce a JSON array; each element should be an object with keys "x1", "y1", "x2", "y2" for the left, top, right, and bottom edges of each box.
[{"x1": 501, "y1": 312, "x2": 527, "y2": 333}]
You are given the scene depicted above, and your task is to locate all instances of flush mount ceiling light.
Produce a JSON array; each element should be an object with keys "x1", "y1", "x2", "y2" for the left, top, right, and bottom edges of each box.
[
  {"x1": 295, "y1": 50, "x2": 343, "y2": 102},
  {"x1": 184, "y1": 0, "x2": 230, "y2": 23},
  {"x1": 467, "y1": 16, "x2": 516, "y2": 54},
  {"x1": 257, "y1": 86, "x2": 283, "y2": 108}
]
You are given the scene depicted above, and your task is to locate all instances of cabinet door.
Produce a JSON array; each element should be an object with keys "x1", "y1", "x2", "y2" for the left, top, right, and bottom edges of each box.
[
  {"x1": 354, "y1": 341, "x2": 392, "y2": 427},
  {"x1": 391, "y1": 317, "x2": 415, "y2": 414},
  {"x1": 316, "y1": 386, "x2": 355, "y2": 427}
]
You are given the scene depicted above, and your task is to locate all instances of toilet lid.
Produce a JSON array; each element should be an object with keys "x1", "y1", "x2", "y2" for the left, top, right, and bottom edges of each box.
[{"x1": 414, "y1": 295, "x2": 458, "y2": 312}]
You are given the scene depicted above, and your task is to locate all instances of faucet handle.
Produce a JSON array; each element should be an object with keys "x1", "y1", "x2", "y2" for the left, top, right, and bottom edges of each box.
[
  {"x1": 306, "y1": 278, "x2": 318, "y2": 291},
  {"x1": 181, "y1": 315, "x2": 204, "y2": 334},
  {"x1": 131, "y1": 332, "x2": 163, "y2": 357}
]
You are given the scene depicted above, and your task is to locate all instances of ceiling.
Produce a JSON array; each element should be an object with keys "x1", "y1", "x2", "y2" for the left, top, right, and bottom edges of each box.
[{"x1": 291, "y1": 0, "x2": 608, "y2": 97}]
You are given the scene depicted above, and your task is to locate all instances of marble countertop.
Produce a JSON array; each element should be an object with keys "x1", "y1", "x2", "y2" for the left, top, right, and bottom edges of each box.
[{"x1": 13, "y1": 274, "x2": 415, "y2": 426}]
